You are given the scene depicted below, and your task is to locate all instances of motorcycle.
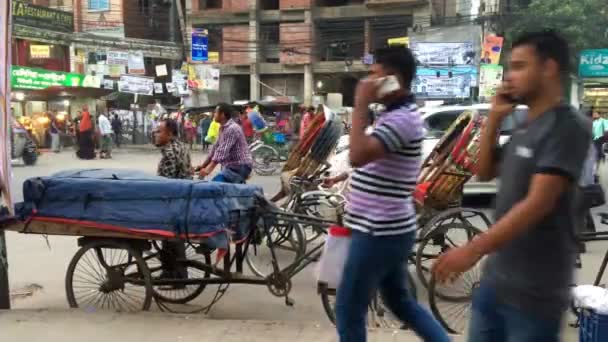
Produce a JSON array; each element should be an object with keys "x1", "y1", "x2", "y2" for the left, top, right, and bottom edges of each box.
[{"x1": 11, "y1": 117, "x2": 38, "y2": 166}]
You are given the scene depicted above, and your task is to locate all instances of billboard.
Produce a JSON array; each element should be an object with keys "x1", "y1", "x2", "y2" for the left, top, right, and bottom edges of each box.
[
  {"x1": 579, "y1": 49, "x2": 608, "y2": 78},
  {"x1": 413, "y1": 66, "x2": 477, "y2": 98}
]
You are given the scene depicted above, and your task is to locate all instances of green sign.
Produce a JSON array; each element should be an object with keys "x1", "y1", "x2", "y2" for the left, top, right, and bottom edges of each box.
[
  {"x1": 579, "y1": 49, "x2": 608, "y2": 78},
  {"x1": 11, "y1": 66, "x2": 84, "y2": 90},
  {"x1": 12, "y1": 0, "x2": 74, "y2": 33}
]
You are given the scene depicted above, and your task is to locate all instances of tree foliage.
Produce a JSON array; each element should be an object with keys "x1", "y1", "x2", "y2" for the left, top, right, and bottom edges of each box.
[{"x1": 497, "y1": 0, "x2": 608, "y2": 67}]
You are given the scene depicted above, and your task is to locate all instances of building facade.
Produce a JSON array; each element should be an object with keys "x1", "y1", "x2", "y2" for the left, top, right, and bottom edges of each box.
[{"x1": 187, "y1": 0, "x2": 433, "y2": 106}]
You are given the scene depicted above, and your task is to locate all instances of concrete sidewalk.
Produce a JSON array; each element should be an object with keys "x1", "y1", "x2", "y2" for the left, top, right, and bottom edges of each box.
[{"x1": 0, "y1": 309, "x2": 464, "y2": 342}]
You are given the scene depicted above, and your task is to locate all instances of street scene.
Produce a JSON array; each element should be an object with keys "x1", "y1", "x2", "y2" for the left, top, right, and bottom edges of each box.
[{"x1": 2, "y1": 0, "x2": 608, "y2": 342}]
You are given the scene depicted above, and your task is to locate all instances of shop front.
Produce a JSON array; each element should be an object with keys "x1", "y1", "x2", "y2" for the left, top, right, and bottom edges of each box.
[
  {"x1": 579, "y1": 49, "x2": 608, "y2": 113},
  {"x1": 10, "y1": 66, "x2": 109, "y2": 148}
]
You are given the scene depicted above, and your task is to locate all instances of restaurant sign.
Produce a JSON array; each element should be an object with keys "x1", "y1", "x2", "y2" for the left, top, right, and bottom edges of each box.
[
  {"x1": 11, "y1": 66, "x2": 84, "y2": 90},
  {"x1": 12, "y1": 0, "x2": 74, "y2": 33}
]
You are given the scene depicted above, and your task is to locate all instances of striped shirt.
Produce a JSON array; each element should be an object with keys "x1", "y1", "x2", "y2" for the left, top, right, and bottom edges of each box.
[
  {"x1": 345, "y1": 100, "x2": 424, "y2": 236},
  {"x1": 209, "y1": 119, "x2": 253, "y2": 167}
]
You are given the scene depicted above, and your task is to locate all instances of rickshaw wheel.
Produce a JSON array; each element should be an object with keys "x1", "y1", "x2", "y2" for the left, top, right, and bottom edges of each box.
[{"x1": 65, "y1": 240, "x2": 153, "y2": 312}]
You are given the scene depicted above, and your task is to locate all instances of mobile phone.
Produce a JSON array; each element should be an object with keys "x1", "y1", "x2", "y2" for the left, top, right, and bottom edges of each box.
[
  {"x1": 499, "y1": 92, "x2": 519, "y2": 105},
  {"x1": 376, "y1": 75, "x2": 401, "y2": 98}
]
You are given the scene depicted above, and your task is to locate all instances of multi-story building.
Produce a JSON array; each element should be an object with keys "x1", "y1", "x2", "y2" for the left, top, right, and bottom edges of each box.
[
  {"x1": 187, "y1": 0, "x2": 433, "y2": 106},
  {"x1": 10, "y1": 0, "x2": 185, "y2": 128}
]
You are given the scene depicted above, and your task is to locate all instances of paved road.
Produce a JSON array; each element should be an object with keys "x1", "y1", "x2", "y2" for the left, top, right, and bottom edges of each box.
[{"x1": 3, "y1": 147, "x2": 604, "y2": 340}]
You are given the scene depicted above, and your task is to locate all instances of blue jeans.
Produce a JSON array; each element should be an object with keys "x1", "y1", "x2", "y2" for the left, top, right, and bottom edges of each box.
[
  {"x1": 468, "y1": 284, "x2": 562, "y2": 342},
  {"x1": 335, "y1": 230, "x2": 449, "y2": 342},
  {"x1": 211, "y1": 164, "x2": 252, "y2": 184}
]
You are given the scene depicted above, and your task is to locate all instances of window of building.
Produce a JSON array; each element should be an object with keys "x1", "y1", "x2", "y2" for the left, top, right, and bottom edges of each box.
[
  {"x1": 88, "y1": 0, "x2": 110, "y2": 11},
  {"x1": 317, "y1": 19, "x2": 364, "y2": 62},
  {"x1": 205, "y1": 27, "x2": 222, "y2": 61},
  {"x1": 369, "y1": 16, "x2": 410, "y2": 52},
  {"x1": 316, "y1": 0, "x2": 364, "y2": 6},
  {"x1": 138, "y1": 0, "x2": 150, "y2": 13},
  {"x1": 199, "y1": 0, "x2": 222, "y2": 9},
  {"x1": 260, "y1": 23, "x2": 280, "y2": 63},
  {"x1": 261, "y1": 0, "x2": 279, "y2": 10}
]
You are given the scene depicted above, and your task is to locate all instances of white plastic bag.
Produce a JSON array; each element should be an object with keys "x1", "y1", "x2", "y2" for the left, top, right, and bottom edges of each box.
[{"x1": 317, "y1": 225, "x2": 351, "y2": 289}]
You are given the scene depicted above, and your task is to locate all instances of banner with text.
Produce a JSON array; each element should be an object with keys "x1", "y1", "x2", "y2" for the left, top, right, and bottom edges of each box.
[
  {"x1": 413, "y1": 66, "x2": 477, "y2": 98},
  {"x1": 127, "y1": 52, "x2": 146, "y2": 75},
  {"x1": 479, "y1": 64, "x2": 504, "y2": 99},
  {"x1": 191, "y1": 28, "x2": 209, "y2": 62},
  {"x1": 410, "y1": 42, "x2": 476, "y2": 66},
  {"x1": 481, "y1": 35, "x2": 504, "y2": 64},
  {"x1": 118, "y1": 75, "x2": 154, "y2": 96}
]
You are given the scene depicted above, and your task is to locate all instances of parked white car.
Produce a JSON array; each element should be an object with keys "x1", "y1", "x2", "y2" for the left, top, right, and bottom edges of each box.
[{"x1": 420, "y1": 103, "x2": 528, "y2": 195}]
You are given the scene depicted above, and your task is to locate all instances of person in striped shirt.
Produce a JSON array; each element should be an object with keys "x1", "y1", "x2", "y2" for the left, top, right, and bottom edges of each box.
[
  {"x1": 197, "y1": 103, "x2": 253, "y2": 183},
  {"x1": 335, "y1": 47, "x2": 449, "y2": 342}
]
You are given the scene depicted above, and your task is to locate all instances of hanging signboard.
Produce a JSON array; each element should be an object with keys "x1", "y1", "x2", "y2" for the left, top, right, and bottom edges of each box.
[
  {"x1": 12, "y1": 0, "x2": 74, "y2": 33},
  {"x1": 207, "y1": 51, "x2": 220, "y2": 64},
  {"x1": 409, "y1": 42, "x2": 475, "y2": 66},
  {"x1": 127, "y1": 52, "x2": 146, "y2": 75},
  {"x1": 11, "y1": 66, "x2": 84, "y2": 90},
  {"x1": 479, "y1": 64, "x2": 504, "y2": 99},
  {"x1": 154, "y1": 83, "x2": 163, "y2": 94},
  {"x1": 29, "y1": 45, "x2": 50, "y2": 59},
  {"x1": 107, "y1": 51, "x2": 130, "y2": 66},
  {"x1": 200, "y1": 65, "x2": 220, "y2": 91},
  {"x1": 579, "y1": 49, "x2": 608, "y2": 78},
  {"x1": 481, "y1": 35, "x2": 504, "y2": 64},
  {"x1": 413, "y1": 66, "x2": 477, "y2": 98},
  {"x1": 118, "y1": 75, "x2": 154, "y2": 96},
  {"x1": 108, "y1": 64, "x2": 126, "y2": 78},
  {"x1": 102, "y1": 79, "x2": 114, "y2": 90},
  {"x1": 387, "y1": 37, "x2": 409, "y2": 47},
  {"x1": 191, "y1": 28, "x2": 209, "y2": 62}
]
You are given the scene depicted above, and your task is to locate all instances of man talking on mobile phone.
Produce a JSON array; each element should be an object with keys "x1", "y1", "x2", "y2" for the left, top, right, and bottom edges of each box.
[
  {"x1": 336, "y1": 46, "x2": 449, "y2": 342},
  {"x1": 433, "y1": 31, "x2": 591, "y2": 341}
]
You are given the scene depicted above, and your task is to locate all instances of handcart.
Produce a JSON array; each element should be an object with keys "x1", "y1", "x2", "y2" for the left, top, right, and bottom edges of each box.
[{"x1": 3, "y1": 169, "x2": 336, "y2": 314}]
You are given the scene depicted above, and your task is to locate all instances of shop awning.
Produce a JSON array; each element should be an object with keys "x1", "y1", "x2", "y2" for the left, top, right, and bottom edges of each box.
[{"x1": 19, "y1": 86, "x2": 113, "y2": 101}]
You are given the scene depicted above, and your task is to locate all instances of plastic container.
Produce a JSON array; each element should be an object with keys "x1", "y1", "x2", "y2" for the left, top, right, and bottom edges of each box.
[
  {"x1": 273, "y1": 132, "x2": 286, "y2": 144},
  {"x1": 579, "y1": 309, "x2": 608, "y2": 342},
  {"x1": 262, "y1": 130, "x2": 274, "y2": 145}
]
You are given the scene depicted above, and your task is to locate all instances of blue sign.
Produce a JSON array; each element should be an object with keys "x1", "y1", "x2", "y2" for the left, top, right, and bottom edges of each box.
[
  {"x1": 579, "y1": 49, "x2": 608, "y2": 78},
  {"x1": 191, "y1": 29, "x2": 208, "y2": 62}
]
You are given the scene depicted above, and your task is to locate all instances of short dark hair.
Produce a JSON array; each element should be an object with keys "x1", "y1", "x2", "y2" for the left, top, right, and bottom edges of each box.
[
  {"x1": 512, "y1": 30, "x2": 570, "y2": 76},
  {"x1": 216, "y1": 103, "x2": 233, "y2": 120},
  {"x1": 161, "y1": 118, "x2": 179, "y2": 136},
  {"x1": 375, "y1": 46, "x2": 417, "y2": 88}
]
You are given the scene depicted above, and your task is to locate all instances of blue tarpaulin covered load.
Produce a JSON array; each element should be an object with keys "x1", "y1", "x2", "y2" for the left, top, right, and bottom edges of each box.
[{"x1": 14, "y1": 169, "x2": 263, "y2": 245}]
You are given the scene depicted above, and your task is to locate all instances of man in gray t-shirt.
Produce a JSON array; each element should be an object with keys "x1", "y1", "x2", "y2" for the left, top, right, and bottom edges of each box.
[{"x1": 433, "y1": 31, "x2": 591, "y2": 341}]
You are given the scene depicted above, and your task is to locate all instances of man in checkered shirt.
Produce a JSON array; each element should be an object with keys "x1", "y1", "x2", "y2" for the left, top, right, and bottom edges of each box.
[{"x1": 197, "y1": 103, "x2": 253, "y2": 183}]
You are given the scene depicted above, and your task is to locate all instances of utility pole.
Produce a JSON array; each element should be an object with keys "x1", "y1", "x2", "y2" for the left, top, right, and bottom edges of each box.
[
  {"x1": 0, "y1": 0, "x2": 12, "y2": 310},
  {"x1": 174, "y1": 0, "x2": 188, "y2": 61},
  {"x1": 0, "y1": 228, "x2": 9, "y2": 309}
]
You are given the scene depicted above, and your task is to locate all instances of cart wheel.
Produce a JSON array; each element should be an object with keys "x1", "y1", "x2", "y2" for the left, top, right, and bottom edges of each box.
[
  {"x1": 318, "y1": 283, "x2": 337, "y2": 325},
  {"x1": 318, "y1": 268, "x2": 417, "y2": 327},
  {"x1": 428, "y1": 260, "x2": 483, "y2": 335},
  {"x1": 65, "y1": 240, "x2": 153, "y2": 312},
  {"x1": 415, "y1": 223, "x2": 482, "y2": 295},
  {"x1": 245, "y1": 220, "x2": 305, "y2": 278},
  {"x1": 252, "y1": 145, "x2": 280, "y2": 176},
  {"x1": 145, "y1": 242, "x2": 212, "y2": 304}
]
